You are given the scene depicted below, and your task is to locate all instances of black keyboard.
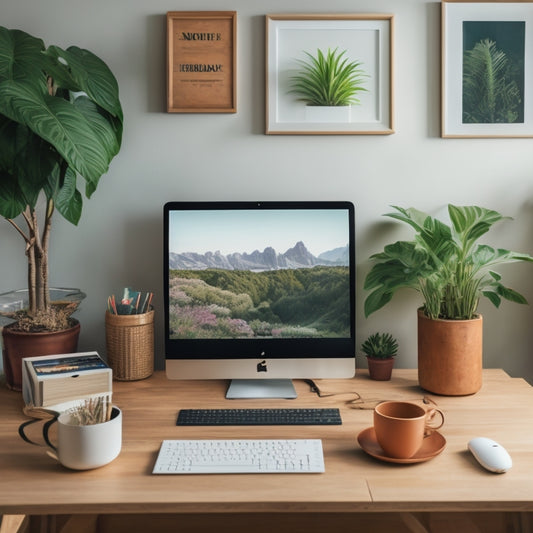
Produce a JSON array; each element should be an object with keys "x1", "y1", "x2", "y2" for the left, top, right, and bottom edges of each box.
[{"x1": 176, "y1": 408, "x2": 342, "y2": 426}]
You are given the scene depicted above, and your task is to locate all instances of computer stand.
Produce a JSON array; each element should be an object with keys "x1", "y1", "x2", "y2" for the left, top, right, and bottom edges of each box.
[{"x1": 225, "y1": 379, "x2": 297, "y2": 399}]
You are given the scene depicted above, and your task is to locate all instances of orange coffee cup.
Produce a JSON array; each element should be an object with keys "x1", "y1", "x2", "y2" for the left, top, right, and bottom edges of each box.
[{"x1": 373, "y1": 401, "x2": 444, "y2": 459}]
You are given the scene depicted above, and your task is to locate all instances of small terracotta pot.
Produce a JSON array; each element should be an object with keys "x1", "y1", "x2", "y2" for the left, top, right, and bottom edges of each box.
[
  {"x1": 1, "y1": 320, "x2": 81, "y2": 391},
  {"x1": 367, "y1": 356, "x2": 395, "y2": 381},
  {"x1": 417, "y1": 309, "x2": 482, "y2": 396}
]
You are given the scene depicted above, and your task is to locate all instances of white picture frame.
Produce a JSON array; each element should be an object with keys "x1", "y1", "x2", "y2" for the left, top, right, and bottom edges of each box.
[{"x1": 265, "y1": 14, "x2": 394, "y2": 135}]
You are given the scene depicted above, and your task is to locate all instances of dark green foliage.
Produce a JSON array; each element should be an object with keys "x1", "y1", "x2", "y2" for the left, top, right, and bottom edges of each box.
[
  {"x1": 463, "y1": 39, "x2": 522, "y2": 124},
  {"x1": 169, "y1": 266, "x2": 351, "y2": 338},
  {"x1": 361, "y1": 332, "x2": 398, "y2": 358},
  {"x1": 0, "y1": 26, "x2": 123, "y2": 224},
  {"x1": 289, "y1": 48, "x2": 367, "y2": 107},
  {"x1": 270, "y1": 268, "x2": 350, "y2": 333}
]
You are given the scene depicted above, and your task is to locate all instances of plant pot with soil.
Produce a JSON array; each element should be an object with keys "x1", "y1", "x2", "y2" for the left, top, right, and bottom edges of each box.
[
  {"x1": 0, "y1": 27, "x2": 123, "y2": 390},
  {"x1": 361, "y1": 332, "x2": 398, "y2": 381},
  {"x1": 363, "y1": 205, "x2": 533, "y2": 395}
]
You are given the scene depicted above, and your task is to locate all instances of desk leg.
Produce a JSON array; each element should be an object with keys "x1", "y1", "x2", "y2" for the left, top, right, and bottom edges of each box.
[
  {"x1": 400, "y1": 513, "x2": 430, "y2": 533},
  {"x1": 513, "y1": 512, "x2": 531, "y2": 533},
  {"x1": 0, "y1": 515, "x2": 29, "y2": 533},
  {"x1": 28, "y1": 516, "x2": 54, "y2": 533}
]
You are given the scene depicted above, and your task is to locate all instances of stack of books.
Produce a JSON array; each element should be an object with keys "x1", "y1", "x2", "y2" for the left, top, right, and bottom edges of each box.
[{"x1": 22, "y1": 351, "x2": 112, "y2": 412}]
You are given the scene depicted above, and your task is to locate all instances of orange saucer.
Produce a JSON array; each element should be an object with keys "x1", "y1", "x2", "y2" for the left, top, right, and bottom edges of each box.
[{"x1": 357, "y1": 427, "x2": 446, "y2": 464}]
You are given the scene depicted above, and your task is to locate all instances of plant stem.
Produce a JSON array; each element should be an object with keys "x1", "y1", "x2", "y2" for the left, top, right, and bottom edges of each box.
[
  {"x1": 22, "y1": 207, "x2": 38, "y2": 315},
  {"x1": 42, "y1": 198, "x2": 54, "y2": 310},
  {"x1": 20, "y1": 201, "x2": 53, "y2": 316}
]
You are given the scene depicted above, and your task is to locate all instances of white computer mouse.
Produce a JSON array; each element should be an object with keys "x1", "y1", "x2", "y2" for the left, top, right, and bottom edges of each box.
[{"x1": 468, "y1": 437, "x2": 512, "y2": 473}]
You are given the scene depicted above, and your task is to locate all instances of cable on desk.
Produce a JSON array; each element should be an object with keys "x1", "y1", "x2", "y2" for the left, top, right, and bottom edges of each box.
[{"x1": 303, "y1": 379, "x2": 438, "y2": 410}]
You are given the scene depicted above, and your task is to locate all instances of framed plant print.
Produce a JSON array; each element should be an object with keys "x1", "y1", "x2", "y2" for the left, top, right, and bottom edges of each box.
[
  {"x1": 265, "y1": 14, "x2": 394, "y2": 135},
  {"x1": 442, "y1": 1, "x2": 533, "y2": 138},
  {"x1": 167, "y1": 11, "x2": 236, "y2": 113}
]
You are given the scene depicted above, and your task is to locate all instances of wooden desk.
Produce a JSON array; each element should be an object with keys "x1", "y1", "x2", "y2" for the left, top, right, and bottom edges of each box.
[{"x1": 1, "y1": 369, "x2": 532, "y2": 533}]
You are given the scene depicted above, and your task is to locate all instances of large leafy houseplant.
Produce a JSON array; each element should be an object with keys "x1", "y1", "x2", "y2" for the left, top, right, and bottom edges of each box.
[
  {"x1": 289, "y1": 48, "x2": 367, "y2": 107},
  {"x1": 0, "y1": 27, "x2": 123, "y2": 332},
  {"x1": 364, "y1": 205, "x2": 533, "y2": 395},
  {"x1": 364, "y1": 205, "x2": 533, "y2": 320}
]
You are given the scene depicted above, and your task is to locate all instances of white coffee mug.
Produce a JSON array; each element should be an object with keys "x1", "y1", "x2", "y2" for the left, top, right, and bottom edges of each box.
[{"x1": 20, "y1": 406, "x2": 122, "y2": 470}]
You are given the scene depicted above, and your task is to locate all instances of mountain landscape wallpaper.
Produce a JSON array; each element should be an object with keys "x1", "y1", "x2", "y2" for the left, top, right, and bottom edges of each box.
[
  {"x1": 169, "y1": 241, "x2": 350, "y2": 340},
  {"x1": 168, "y1": 208, "x2": 351, "y2": 340}
]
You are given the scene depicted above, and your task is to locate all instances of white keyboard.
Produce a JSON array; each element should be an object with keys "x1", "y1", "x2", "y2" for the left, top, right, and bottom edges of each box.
[{"x1": 153, "y1": 439, "x2": 325, "y2": 474}]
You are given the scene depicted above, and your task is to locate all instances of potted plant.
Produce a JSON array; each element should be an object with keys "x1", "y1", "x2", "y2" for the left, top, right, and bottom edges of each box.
[
  {"x1": 361, "y1": 332, "x2": 398, "y2": 381},
  {"x1": 364, "y1": 205, "x2": 533, "y2": 395},
  {"x1": 288, "y1": 47, "x2": 367, "y2": 122},
  {"x1": 0, "y1": 27, "x2": 123, "y2": 390}
]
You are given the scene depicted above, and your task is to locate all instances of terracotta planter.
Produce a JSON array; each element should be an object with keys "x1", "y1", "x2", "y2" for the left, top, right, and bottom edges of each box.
[
  {"x1": 1, "y1": 320, "x2": 81, "y2": 391},
  {"x1": 367, "y1": 356, "x2": 395, "y2": 381},
  {"x1": 417, "y1": 309, "x2": 482, "y2": 396}
]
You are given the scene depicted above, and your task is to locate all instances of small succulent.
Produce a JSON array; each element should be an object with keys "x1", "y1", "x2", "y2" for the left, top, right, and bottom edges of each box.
[{"x1": 361, "y1": 332, "x2": 398, "y2": 359}]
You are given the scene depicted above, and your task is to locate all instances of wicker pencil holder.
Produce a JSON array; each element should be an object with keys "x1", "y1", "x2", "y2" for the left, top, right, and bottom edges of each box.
[{"x1": 105, "y1": 309, "x2": 154, "y2": 381}]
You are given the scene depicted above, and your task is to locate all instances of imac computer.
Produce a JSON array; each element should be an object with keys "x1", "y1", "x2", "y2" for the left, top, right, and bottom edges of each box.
[{"x1": 164, "y1": 201, "x2": 355, "y2": 399}]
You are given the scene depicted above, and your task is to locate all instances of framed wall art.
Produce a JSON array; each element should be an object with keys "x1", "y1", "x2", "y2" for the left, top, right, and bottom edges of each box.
[
  {"x1": 167, "y1": 11, "x2": 236, "y2": 113},
  {"x1": 442, "y1": 1, "x2": 533, "y2": 138},
  {"x1": 265, "y1": 14, "x2": 394, "y2": 135}
]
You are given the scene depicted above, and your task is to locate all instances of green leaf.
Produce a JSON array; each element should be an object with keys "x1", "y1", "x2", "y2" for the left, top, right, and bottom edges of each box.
[
  {"x1": 482, "y1": 290, "x2": 501, "y2": 308},
  {"x1": 0, "y1": 79, "x2": 113, "y2": 184},
  {"x1": 364, "y1": 288, "x2": 393, "y2": 318},
  {"x1": 385, "y1": 206, "x2": 431, "y2": 233},
  {"x1": 0, "y1": 116, "x2": 58, "y2": 213},
  {"x1": 16, "y1": 130, "x2": 56, "y2": 207},
  {"x1": 0, "y1": 169, "x2": 26, "y2": 218},
  {"x1": 54, "y1": 167, "x2": 83, "y2": 225},
  {"x1": 73, "y1": 95, "x2": 121, "y2": 197},
  {"x1": 496, "y1": 284, "x2": 528, "y2": 305},
  {"x1": 488, "y1": 270, "x2": 502, "y2": 281},
  {"x1": 471, "y1": 245, "x2": 533, "y2": 271},
  {"x1": 363, "y1": 261, "x2": 415, "y2": 291},
  {"x1": 449, "y1": 205, "x2": 505, "y2": 253},
  {"x1": 47, "y1": 45, "x2": 123, "y2": 123},
  {"x1": 0, "y1": 114, "x2": 18, "y2": 172},
  {"x1": 0, "y1": 27, "x2": 47, "y2": 85},
  {"x1": 363, "y1": 241, "x2": 431, "y2": 316}
]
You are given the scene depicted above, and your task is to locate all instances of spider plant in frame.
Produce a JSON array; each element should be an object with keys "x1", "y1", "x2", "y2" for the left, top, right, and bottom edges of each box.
[{"x1": 289, "y1": 48, "x2": 368, "y2": 107}]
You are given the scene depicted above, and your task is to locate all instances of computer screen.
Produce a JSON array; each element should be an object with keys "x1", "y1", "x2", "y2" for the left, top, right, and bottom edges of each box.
[{"x1": 164, "y1": 201, "x2": 355, "y2": 398}]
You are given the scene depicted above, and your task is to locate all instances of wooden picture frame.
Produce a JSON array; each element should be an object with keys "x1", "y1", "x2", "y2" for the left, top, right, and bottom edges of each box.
[
  {"x1": 265, "y1": 14, "x2": 394, "y2": 135},
  {"x1": 442, "y1": 1, "x2": 533, "y2": 138},
  {"x1": 167, "y1": 11, "x2": 237, "y2": 113}
]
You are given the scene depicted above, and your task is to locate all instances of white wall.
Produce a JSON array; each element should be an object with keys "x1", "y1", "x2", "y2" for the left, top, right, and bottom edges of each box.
[{"x1": 2, "y1": 0, "x2": 533, "y2": 383}]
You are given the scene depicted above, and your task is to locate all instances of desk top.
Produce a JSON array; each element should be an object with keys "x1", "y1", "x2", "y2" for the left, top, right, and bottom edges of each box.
[{"x1": 1, "y1": 369, "x2": 532, "y2": 515}]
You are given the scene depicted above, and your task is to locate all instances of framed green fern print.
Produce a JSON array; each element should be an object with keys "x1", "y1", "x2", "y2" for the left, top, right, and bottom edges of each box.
[{"x1": 442, "y1": 1, "x2": 533, "y2": 138}]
